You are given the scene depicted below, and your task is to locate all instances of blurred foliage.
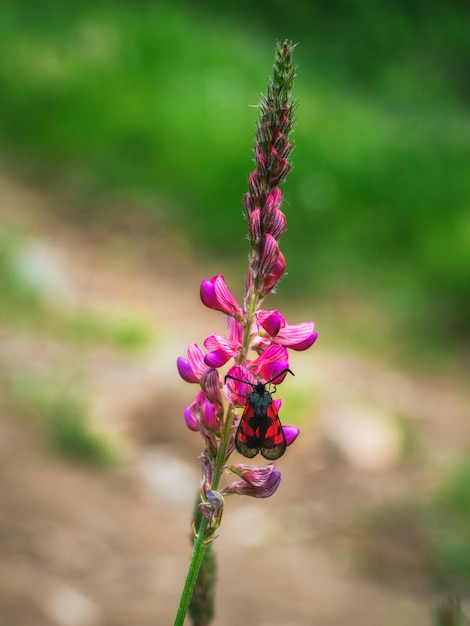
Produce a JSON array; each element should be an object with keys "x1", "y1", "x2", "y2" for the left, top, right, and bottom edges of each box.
[
  {"x1": 11, "y1": 378, "x2": 118, "y2": 468},
  {"x1": 0, "y1": 0, "x2": 469, "y2": 356},
  {"x1": 360, "y1": 457, "x2": 470, "y2": 594},
  {"x1": 429, "y1": 459, "x2": 470, "y2": 591},
  {"x1": 0, "y1": 222, "x2": 154, "y2": 350},
  {"x1": 0, "y1": 225, "x2": 44, "y2": 318},
  {"x1": 432, "y1": 597, "x2": 468, "y2": 626}
]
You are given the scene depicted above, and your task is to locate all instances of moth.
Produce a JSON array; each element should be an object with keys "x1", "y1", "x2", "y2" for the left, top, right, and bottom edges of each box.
[{"x1": 224, "y1": 369, "x2": 293, "y2": 460}]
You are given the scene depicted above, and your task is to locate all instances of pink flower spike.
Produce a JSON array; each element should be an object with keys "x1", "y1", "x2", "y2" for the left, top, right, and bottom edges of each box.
[
  {"x1": 276, "y1": 320, "x2": 318, "y2": 351},
  {"x1": 283, "y1": 425, "x2": 300, "y2": 447},
  {"x1": 200, "y1": 275, "x2": 243, "y2": 318}
]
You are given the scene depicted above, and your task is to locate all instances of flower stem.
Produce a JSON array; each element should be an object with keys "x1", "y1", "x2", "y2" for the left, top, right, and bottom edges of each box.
[
  {"x1": 173, "y1": 514, "x2": 209, "y2": 626},
  {"x1": 173, "y1": 400, "x2": 234, "y2": 625}
]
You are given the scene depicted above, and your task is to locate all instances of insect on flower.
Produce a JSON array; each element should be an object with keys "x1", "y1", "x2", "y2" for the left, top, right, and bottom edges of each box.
[{"x1": 224, "y1": 369, "x2": 294, "y2": 460}]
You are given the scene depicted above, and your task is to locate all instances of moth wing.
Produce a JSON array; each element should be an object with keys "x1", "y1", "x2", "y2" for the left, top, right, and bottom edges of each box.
[
  {"x1": 260, "y1": 404, "x2": 286, "y2": 460},
  {"x1": 235, "y1": 404, "x2": 260, "y2": 458}
]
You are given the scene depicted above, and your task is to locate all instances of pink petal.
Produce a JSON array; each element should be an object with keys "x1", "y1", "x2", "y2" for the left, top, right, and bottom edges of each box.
[
  {"x1": 223, "y1": 365, "x2": 255, "y2": 406},
  {"x1": 276, "y1": 321, "x2": 318, "y2": 351},
  {"x1": 230, "y1": 462, "x2": 277, "y2": 487},
  {"x1": 283, "y1": 425, "x2": 300, "y2": 446},
  {"x1": 200, "y1": 368, "x2": 223, "y2": 408},
  {"x1": 227, "y1": 317, "x2": 243, "y2": 344},
  {"x1": 183, "y1": 405, "x2": 199, "y2": 431},
  {"x1": 177, "y1": 357, "x2": 199, "y2": 383},
  {"x1": 258, "y1": 310, "x2": 286, "y2": 337},
  {"x1": 200, "y1": 275, "x2": 243, "y2": 318},
  {"x1": 200, "y1": 399, "x2": 220, "y2": 431},
  {"x1": 261, "y1": 251, "x2": 286, "y2": 295},
  {"x1": 223, "y1": 471, "x2": 281, "y2": 498},
  {"x1": 259, "y1": 234, "x2": 279, "y2": 278},
  {"x1": 204, "y1": 350, "x2": 232, "y2": 368},
  {"x1": 249, "y1": 207, "x2": 261, "y2": 244},
  {"x1": 251, "y1": 344, "x2": 290, "y2": 382},
  {"x1": 203, "y1": 334, "x2": 239, "y2": 367},
  {"x1": 269, "y1": 208, "x2": 287, "y2": 240},
  {"x1": 177, "y1": 343, "x2": 208, "y2": 382}
]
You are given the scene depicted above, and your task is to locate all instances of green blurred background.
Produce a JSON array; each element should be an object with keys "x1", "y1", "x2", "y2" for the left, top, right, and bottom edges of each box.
[
  {"x1": 0, "y1": 2, "x2": 469, "y2": 624},
  {"x1": 1, "y1": 0, "x2": 469, "y2": 360}
]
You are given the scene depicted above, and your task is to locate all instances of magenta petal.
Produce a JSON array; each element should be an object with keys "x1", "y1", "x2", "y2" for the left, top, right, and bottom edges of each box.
[
  {"x1": 203, "y1": 333, "x2": 237, "y2": 354},
  {"x1": 249, "y1": 207, "x2": 261, "y2": 244},
  {"x1": 290, "y1": 331, "x2": 318, "y2": 351},
  {"x1": 204, "y1": 350, "x2": 231, "y2": 368},
  {"x1": 223, "y1": 471, "x2": 281, "y2": 498},
  {"x1": 200, "y1": 368, "x2": 223, "y2": 407},
  {"x1": 283, "y1": 425, "x2": 300, "y2": 446},
  {"x1": 184, "y1": 405, "x2": 199, "y2": 431},
  {"x1": 259, "y1": 234, "x2": 279, "y2": 277},
  {"x1": 251, "y1": 344, "x2": 289, "y2": 382},
  {"x1": 269, "y1": 208, "x2": 287, "y2": 240},
  {"x1": 177, "y1": 357, "x2": 199, "y2": 383},
  {"x1": 269, "y1": 187, "x2": 283, "y2": 210},
  {"x1": 262, "y1": 251, "x2": 286, "y2": 295},
  {"x1": 227, "y1": 317, "x2": 243, "y2": 343},
  {"x1": 276, "y1": 321, "x2": 318, "y2": 351},
  {"x1": 203, "y1": 334, "x2": 237, "y2": 367},
  {"x1": 224, "y1": 365, "x2": 255, "y2": 406},
  {"x1": 257, "y1": 360, "x2": 290, "y2": 384},
  {"x1": 201, "y1": 400, "x2": 220, "y2": 431},
  {"x1": 187, "y1": 343, "x2": 208, "y2": 377},
  {"x1": 200, "y1": 279, "x2": 218, "y2": 309},
  {"x1": 259, "y1": 310, "x2": 284, "y2": 337},
  {"x1": 200, "y1": 275, "x2": 243, "y2": 318},
  {"x1": 230, "y1": 462, "x2": 277, "y2": 487}
]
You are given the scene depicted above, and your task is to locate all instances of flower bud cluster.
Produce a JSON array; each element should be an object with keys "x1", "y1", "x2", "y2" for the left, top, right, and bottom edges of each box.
[{"x1": 243, "y1": 41, "x2": 297, "y2": 299}]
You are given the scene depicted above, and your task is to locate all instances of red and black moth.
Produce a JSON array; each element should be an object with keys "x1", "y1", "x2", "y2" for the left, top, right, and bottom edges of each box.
[{"x1": 224, "y1": 369, "x2": 294, "y2": 460}]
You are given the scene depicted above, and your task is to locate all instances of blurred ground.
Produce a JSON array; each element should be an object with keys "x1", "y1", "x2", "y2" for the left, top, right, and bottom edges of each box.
[{"x1": 0, "y1": 173, "x2": 469, "y2": 626}]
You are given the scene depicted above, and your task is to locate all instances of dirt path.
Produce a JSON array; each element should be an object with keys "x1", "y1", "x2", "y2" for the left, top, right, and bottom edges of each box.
[{"x1": 0, "y1": 173, "x2": 468, "y2": 625}]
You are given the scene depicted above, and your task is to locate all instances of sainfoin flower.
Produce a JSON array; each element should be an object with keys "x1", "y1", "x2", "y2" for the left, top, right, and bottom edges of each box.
[
  {"x1": 176, "y1": 41, "x2": 315, "y2": 521},
  {"x1": 174, "y1": 41, "x2": 317, "y2": 626}
]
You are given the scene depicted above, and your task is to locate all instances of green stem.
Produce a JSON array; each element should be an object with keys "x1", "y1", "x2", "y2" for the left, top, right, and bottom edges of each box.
[
  {"x1": 173, "y1": 398, "x2": 235, "y2": 626},
  {"x1": 173, "y1": 514, "x2": 209, "y2": 626}
]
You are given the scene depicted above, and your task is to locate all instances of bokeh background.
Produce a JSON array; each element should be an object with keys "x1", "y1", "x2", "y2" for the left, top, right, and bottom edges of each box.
[{"x1": 0, "y1": 1, "x2": 469, "y2": 625}]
